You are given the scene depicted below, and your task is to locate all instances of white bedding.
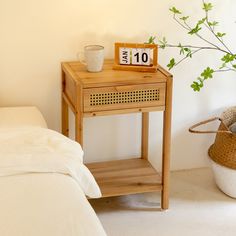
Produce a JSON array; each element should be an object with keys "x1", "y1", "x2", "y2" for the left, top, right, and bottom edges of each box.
[
  {"x1": 0, "y1": 127, "x2": 106, "y2": 236},
  {"x1": 0, "y1": 173, "x2": 106, "y2": 236}
]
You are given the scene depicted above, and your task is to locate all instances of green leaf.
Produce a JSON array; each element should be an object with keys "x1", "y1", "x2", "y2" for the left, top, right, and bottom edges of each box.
[
  {"x1": 179, "y1": 47, "x2": 185, "y2": 55},
  {"x1": 167, "y1": 58, "x2": 176, "y2": 70},
  {"x1": 180, "y1": 16, "x2": 189, "y2": 21},
  {"x1": 158, "y1": 37, "x2": 167, "y2": 49},
  {"x1": 191, "y1": 77, "x2": 207, "y2": 92},
  {"x1": 177, "y1": 44, "x2": 193, "y2": 57},
  {"x1": 147, "y1": 36, "x2": 156, "y2": 44},
  {"x1": 188, "y1": 24, "x2": 202, "y2": 35},
  {"x1": 169, "y1": 7, "x2": 181, "y2": 14},
  {"x1": 198, "y1": 17, "x2": 206, "y2": 25},
  {"x1": 208, "y1": 21, "x2": 219, "y2": 27},
  {"x1": 233, "y1": 65, "x2": 236, "y2": 69},
  {"x1": 183, "y1": 48, "x2": 192, "y2": 57},
  {"x1": 191, "y1": 81, "x2": 201, "y2": 92},
  {"x1": 191, "y1": 68, "x2": 215, "y2": 92},
  {"x1": 203, "y1": 2, "x2": 213, "y2": 12},
  {"x1": 201, "y1": 67, "x2": 214, "y2": 79},
  {"x1": 177, "y1": 43, "x2": 184, "y2": 55},
  {"x1": 216, "y1": 32, "x2": 226, "y2": 38},
  {"x1": 180, "y1": 49, "x2": 185, "y2": 55},
  {"x1": 221, "y1": 54, "x2": 236, "y2": 63}
]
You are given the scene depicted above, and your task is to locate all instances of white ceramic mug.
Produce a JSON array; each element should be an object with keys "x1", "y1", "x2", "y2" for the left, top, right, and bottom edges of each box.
[{"x1": 79, "y1": 45, "x2": 104, "y2": 72}]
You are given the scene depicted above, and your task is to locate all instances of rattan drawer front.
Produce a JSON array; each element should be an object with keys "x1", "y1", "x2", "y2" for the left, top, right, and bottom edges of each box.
[{"x1": 83, "y1": 83, "x2": 166, "y2": 112}]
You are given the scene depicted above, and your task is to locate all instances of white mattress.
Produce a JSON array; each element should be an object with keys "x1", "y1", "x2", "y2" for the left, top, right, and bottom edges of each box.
[
  {"x1": 0, "y1": 107, "x2": 106, "y2": 236},
  {"x1": 0, "y1": 106, "x2": 47, "y2": 128}
]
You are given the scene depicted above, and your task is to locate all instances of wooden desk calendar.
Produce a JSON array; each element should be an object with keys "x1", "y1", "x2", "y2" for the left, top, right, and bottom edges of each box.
[
  {"x1": 61, "y1": 59, "x2": 172, "y2": 210},
  {"x1": 113, "y1": 43, "x2": 158, "y2": 72}
]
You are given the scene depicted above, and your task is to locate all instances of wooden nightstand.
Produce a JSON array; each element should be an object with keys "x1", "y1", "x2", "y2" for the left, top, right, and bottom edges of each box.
[{"x1": 61, "y1": 59, "x2": 172, "y2": 209}]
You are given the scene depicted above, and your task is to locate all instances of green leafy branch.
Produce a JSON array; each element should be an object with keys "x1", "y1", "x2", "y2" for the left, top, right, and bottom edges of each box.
[{"x1": 149, "y1": 1, "x2": 236, "y2": 91}]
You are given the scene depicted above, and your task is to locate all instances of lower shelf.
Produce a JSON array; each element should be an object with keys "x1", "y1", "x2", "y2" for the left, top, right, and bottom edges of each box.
[{"x1": 86, "y1": 158, "x2": 162, "y2": 198}]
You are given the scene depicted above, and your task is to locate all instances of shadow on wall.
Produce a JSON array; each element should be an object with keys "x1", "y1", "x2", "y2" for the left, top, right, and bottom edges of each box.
[
  {"x1": 69, "y1": 110, "x2": 142, "y2": 164},
  {"x1": 74, "y1": 32, "x2": 153, "y2": 59}
]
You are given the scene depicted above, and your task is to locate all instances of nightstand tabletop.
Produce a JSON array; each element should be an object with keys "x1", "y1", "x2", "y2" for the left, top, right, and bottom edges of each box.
[{"x1": 62, "y1": 59, "x2": 170, "y2": 88}]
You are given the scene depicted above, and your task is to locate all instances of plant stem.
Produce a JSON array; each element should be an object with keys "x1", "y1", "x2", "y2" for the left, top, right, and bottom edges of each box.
[
  {"x1": 174, "y1": 48, "x2": 203, "y2": 67},
  {"x1": 173, "y1": 13, "x2": 230, "y2": 55},
  {"x1": 162, "y1": 44, "x2": 229, "y2": 54},
  {"x1": 215, "y1": 68, "x2": 236, "y2": 73},
  {"x1": 173, "y1": 14, "x2": 190, "y2": 31},
  {"x1": 202, "y1": 0, "x2": 234, "y2": 55}
]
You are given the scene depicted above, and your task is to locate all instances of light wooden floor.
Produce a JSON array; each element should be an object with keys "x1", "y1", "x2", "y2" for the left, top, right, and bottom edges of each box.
[{"x1": 90, "y1": 168, "x2": 236, "y2": 236}]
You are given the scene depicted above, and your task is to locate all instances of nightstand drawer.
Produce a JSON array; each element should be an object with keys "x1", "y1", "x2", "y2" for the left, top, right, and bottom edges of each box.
[{"x1": 83, "y1": 83, "x2": 166, "y2": 112}]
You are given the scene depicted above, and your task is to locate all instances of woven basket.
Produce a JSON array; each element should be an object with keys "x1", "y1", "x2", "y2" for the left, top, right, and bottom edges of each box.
[{"x1": 189, "y1": 107, "x2": 236, "y2": 170}]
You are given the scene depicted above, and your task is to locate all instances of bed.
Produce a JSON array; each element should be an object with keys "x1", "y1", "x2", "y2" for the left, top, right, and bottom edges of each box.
[{"x1": 0, "y1": 106, "x2": 106, "y2": 236}]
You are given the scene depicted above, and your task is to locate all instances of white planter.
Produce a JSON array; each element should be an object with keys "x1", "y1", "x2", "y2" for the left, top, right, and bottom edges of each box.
[{"x1": 210, "y1": 159, "x2": 236, "y2": 198}]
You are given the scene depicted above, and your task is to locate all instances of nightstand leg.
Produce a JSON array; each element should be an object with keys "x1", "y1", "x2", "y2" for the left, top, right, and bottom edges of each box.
[
  {"x1": 61, "y1": 69, "x2": 69, "y2": 137},
  {"x1": 141, "y1": 112, "x2": 149, "y2": 159},
  {"x1": 62, "y1": 96, "x2": 69, "y2": 137},
  {"x1": 75, "y1": 112, "x2": 83, "y2": 147},
  {"x1": 161, "y1": 77, "x2": 172, "y2": 210}
]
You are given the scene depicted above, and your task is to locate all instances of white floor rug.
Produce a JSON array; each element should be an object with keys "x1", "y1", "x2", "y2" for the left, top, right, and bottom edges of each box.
[{"x1": 90, "y1": 168, "x2": 236, "y2": 236}]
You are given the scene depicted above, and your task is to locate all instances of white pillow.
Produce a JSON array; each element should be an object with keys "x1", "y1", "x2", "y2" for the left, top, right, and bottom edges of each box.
[{"x1": 0, "y1": 106, "x2": 47, "y2": 128}]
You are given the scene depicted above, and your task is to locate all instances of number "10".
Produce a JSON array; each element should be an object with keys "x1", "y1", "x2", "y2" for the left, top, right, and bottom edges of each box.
[{"x1": 134, "y1": 52, "x2": 148, "y2": 63}]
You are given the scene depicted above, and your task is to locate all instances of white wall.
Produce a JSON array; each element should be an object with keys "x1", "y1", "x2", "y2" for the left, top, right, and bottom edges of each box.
[{"x1": 0, "y1": 0, "x2": 236, "y2": 170}]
